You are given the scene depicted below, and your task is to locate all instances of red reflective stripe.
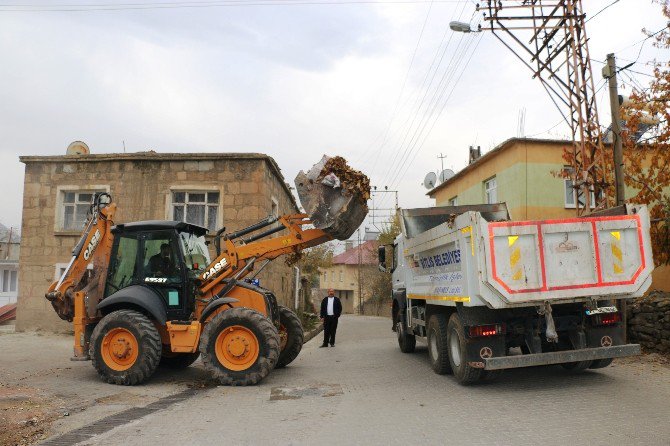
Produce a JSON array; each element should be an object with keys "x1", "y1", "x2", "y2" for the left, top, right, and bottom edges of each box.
[
  {"x1": 537, "y1": 223, "x2": 548, "y2": 291},
  {"x1": 592, "y1": 221, "x2": 604, "y2": 285},
  {"x1": 488, "y1": 214, "x2": 647, "y2": 294}
]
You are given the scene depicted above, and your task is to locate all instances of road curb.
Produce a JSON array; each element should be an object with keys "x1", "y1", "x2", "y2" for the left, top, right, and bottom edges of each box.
[{"x1": 303, "y1": 323, "x2": 324, "y2": 345}]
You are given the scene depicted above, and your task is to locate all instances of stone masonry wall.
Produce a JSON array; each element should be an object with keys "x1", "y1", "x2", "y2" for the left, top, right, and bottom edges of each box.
[
  {"x1": 627, "y1": 291, "x2": 670, "y2": 354},
  {"x1": 17, "y1": 154, "x2": 298, "y2": 332}
]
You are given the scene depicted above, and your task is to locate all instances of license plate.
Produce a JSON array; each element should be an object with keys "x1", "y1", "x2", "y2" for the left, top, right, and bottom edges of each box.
[{"x1": 585, "y1": 306, "x2": 618, "y2": 316}]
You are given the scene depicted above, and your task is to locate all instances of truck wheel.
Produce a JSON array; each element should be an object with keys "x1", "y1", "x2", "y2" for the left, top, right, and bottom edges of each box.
[
  {"x1": 276, "y1": 306, "x2": 304, "y2": 369},
  {"x1": 397, "y1": 319, "x2": 416, "y2": 353},
  {"x1": 427, "y1": 314, "x2": 452, "y2": 374},
  {"x1": 200, "y1": 308, "x2": 279, "y2": 386},
  {"x1": 90, "y1": 309, "x2": 162, "y2": 385},
  {"x1": 560, "y1": 360, "x2": 593, "y2": 371},
  {"x1": 589, "y1": 358, "x2": 614, "y2": 369},
  {"x1": 446, "y1": 313, "x2": 482, "y2": 384},
  {"x1": 160, "y1": 350, "x2": 200, "y2": 369}
]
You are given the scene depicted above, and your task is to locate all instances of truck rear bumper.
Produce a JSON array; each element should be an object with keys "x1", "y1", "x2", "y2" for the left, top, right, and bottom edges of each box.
[{"x1": 483, "y1": 344, "x2": 641, "y2": 370}]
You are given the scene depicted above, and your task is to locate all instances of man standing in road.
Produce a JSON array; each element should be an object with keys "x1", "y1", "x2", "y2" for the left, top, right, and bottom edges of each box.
[{"x1": 320, "y1": 288, "x2": 342, "y2": 348}]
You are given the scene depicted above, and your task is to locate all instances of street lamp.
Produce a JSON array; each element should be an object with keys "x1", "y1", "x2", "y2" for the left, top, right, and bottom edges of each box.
[{"x1": 449, "y1": 21, "x2": 477, "y2": 33}]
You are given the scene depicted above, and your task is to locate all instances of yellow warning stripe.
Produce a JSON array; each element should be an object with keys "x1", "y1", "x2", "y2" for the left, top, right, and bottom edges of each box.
[
  {"x1": 407, "y1": 294, "x2": 471, "y2": 303},
  {"x1": 610, "y1": 231, "x2": 623, "y2": 275},
  {"x1": 460, "y1": 226, "x2": 474, "y2": 256},
  {"x1": 508, "y1": 235, "x2": 522, "y2": 281}
]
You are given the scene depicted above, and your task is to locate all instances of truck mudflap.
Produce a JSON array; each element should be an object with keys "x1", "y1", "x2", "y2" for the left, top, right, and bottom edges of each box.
[{"x1": 478, "y1": 344, "x2": 641, "y2": 370}]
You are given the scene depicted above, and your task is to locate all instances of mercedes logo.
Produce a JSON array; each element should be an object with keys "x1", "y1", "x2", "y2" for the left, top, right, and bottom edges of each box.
[
  {"x1": 480, "y1": 347, "x2": 493, "y2": 359},
  {"x1": 601, "y1": 336, "x2": 613, "y2": 347}
]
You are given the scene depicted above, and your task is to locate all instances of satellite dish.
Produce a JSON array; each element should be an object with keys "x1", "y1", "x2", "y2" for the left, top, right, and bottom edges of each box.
[
  {"x1": 439, "y1": 169, "x2": 455, "y2": 183},
  {"x1": 423, "y1": 171, "x2": 437, "y2": 190},
  {"x1": 66, "y1": 141, "x2": 90, "y2": 156}
]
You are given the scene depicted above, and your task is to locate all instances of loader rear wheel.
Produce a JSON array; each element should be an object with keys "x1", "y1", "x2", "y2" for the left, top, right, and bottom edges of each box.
[
  {"x1": 200, "y1": 308, "x2": 279, "y2": 386},
  {"x1": 160, "y1": 349, "x2": 200, "y2": 369},
  {"x1": 447, "y1": 313, "x2": 483, "y2": 385},
  {"x1": 90, "y1": 309, "x2": 161, "y2": 385},
  {"x1": 427, "y1": 314, "x2": 452, "y2": 375},
  {"x1": 276, "y1": 306, "x2": 304, "y2": 369}
]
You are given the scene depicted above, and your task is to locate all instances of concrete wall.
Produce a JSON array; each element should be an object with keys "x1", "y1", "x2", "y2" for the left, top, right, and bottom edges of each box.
[{"x1": 17, "y1": 153, "x2": 299, "y2": 332}]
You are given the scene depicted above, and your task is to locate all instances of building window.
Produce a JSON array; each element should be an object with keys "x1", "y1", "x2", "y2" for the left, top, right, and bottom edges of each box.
[
  {"x1": 339, "y1": 270, "x2": 343, "y2": 282},
  {"x1": 271, "y1": 197, "x2": 279, "y2": 218},
  {"x1": 448, "y1": 196, "x2": 458, "y2": 206},
  {"x1": 0, "y1": 269, "x2": 17, "y2": 293},
  {"x1": 564, "y1": 168, "x2": 596, "y2": 209},
  {"x1": 172, "y1": 191, "x2": 219, "y2": 232},
  {"x1": 484, "y1": 177, "x2": 497, "y2": 204},
  {"x1": 60, "y1": 190, "x2": 104, "y2": 231}
]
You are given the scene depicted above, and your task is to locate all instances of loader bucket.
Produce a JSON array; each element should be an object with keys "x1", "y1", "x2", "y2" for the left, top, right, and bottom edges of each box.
[{"x1": 295, "y1": 155, "x2": 370, "y2": 240}]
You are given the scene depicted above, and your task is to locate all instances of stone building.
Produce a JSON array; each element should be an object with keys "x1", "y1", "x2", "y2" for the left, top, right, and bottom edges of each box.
[
  {"x1": 0, "y1": 223, "x2": 20, "y2": 306},
  {"x1": 319, "y1": 240, "x2": 378, "y2": 314},
  {"x1": 17, "y1": 152, "x2": 299, "y2": 332}
]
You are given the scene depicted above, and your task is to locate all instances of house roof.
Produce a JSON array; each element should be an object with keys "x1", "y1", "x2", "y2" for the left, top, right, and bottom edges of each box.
[
  {"x1": 19, "y1": 151, "x2": 299, "y2": 212},
  {"x1": 427, "y1": 137, "x2": 574, "y2": 197},
  {"x1": 331, "y1": 240, "x2": 379, "y2": 265}
]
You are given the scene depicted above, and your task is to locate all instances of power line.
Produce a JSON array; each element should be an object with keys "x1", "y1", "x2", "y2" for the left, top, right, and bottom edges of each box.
[
  {"x1": 585, "y1": 0, "x2": 621, "y2": 24},
  {"x1": 354, "y1": 0, "x2": 437, "y2": 166},
  {"x1": 0, "y1": 0, "x2": 463, "y2": 11}
]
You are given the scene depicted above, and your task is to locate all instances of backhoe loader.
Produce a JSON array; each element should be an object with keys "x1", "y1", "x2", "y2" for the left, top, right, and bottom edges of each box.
[{"x1": 45, "y1": 156, "x2": 369, "y2": 386}]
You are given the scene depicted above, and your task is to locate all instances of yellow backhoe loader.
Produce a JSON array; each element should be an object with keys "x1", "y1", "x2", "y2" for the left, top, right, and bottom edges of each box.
[{"x1": 45, "y1": 156, "x2": 368, "y2": 386}]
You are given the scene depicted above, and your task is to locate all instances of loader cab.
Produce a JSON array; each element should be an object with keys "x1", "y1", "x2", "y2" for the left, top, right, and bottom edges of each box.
[{"x1": 105, "y1": 221, "x2": 210, "y2": 321}]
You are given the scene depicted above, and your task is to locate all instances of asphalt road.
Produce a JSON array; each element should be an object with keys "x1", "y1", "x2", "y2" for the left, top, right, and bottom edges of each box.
[{"x1": 59, "y1": 314, "x2": 670, "y2": 446}]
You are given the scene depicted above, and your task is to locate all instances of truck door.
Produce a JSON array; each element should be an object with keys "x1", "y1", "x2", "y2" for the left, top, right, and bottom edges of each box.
[{"x1": 139, "y1": 230, "x2": 188, "y2": 321}]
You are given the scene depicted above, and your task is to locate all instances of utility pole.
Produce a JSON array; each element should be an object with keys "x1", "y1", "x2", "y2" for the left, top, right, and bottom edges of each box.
[
  {"x1": 605, "y1": 53, "x2": 626, "y2": 207},
  {"x1": 437, "y1": 153, "x2": 447, "y2": 173},
  {"x1": 357, "y1": 228, "x2": 362, "y2": 315}
]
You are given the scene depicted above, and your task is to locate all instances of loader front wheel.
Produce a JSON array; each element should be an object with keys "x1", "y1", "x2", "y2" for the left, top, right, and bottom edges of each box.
[
  {"x1": 200, "y1": 308, "x2": 279, "y2": 385},
  {"x1": 276, "y1": 306, "x2": 304, "y2": 369},
  {"x1": 90, "y1": 309, "x2": 161, "y2": 385}
]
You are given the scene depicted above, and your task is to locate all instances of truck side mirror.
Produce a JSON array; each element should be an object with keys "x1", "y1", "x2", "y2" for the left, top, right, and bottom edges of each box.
[{"x1": 378, "y1": 245, "x2": 386, "y2": 272}]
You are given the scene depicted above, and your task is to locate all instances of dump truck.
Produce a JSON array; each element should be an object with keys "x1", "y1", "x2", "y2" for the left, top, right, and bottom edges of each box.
[
  {"x1": 379, "y1": 204, "x2": 653, "y2": 384},
  {"x1": 46, "y1": 156, "x2": 368, "y2": 386}
]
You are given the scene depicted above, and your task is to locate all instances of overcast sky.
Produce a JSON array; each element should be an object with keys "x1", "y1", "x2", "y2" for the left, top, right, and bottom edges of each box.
[{"x1": 0, "y1": 0, "x2": 666, "y2": 236}]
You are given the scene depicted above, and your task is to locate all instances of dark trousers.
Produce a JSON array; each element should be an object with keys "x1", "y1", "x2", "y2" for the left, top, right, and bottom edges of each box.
[{"x1": 323, "y1": 316, "x2": 339, "y2": 346}]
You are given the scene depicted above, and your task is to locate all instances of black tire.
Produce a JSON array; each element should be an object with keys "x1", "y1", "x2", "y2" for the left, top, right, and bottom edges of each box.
[
  {"x1": 200, "y1": 308, "x2": 279, "y2": 386},
  {"x1": 397, "y1": 318, "x2": 416, "y2": 353},
  {"x1": 276, "y1": 306, "x2": 304, "y2": 369},
  {"x1": 160, "y1": 350, "x2": 200, "y2": 369},
  {"x1": 447, "y1": 313, "x2": 482, "y2": 385},
  {"x1": 561, "y1": 360, "x2": 593, "y2": 371},
  {"x1": 427, "y1": 314, "x2": 452, "y2": 375},
  {"x1": 90, "y1": 309, "x2": 162, "y2": 386},
  {"x1": 589, "y1": 358, "x2": 614, "y2": 369}
]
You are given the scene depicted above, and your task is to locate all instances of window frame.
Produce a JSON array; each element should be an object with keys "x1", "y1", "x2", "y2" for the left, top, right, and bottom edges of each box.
[
  {"x1": 484, "y1": 177, "x2": 497, "y2": 204},
  {"x1": 563, "y1": 168, "x2": 596, "y2": 209},
  {"x1": 167, "y1": 186, "x2": 223, "y2": 234},
  {"x1": 0, "y1": 268, "x2": 17, "y2": 294},
  {"x1": 448, "y1": 196, "x2": 458, "y2": 206},
  {"x1": 54, "y1": 185, "x2": 110, "y2": 233}
]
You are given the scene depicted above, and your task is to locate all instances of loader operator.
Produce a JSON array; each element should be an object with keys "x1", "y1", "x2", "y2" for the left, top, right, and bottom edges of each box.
[{"x1": 148, "y1": 243, "x2": 176, "y2": 277}]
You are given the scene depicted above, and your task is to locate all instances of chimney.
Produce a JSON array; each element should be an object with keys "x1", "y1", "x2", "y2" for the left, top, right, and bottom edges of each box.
[
  {"x1": 469, "y1": 145, "x2": 482, "y2": 165},
  {"x1": 345, "y1": 240, "x2": 354, "y2": 251}
]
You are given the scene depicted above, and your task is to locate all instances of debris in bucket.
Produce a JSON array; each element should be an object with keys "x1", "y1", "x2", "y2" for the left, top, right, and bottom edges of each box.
[
  {"x1": 295, "y1": 155, "x2": 370, "y2": 240},
  {"x1": 318, "y1": 156, "x2": 370, "y2": 204}
]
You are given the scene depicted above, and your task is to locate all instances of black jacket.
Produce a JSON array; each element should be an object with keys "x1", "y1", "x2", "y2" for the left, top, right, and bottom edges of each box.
[{"x1": 320, "y1": 296, "x2": 342, "y2": 318}]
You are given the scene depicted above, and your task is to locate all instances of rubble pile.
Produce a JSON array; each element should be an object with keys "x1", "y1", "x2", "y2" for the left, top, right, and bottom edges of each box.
[
  {"x1": 317, "y1": 156, "x2": 371, "y2": 205},
  {"x1": 627, "y1": 291, "x2": 670, "y2": 354},
  {"x1": 295, "y1": 155, "x2": 369, "y2": 240}
]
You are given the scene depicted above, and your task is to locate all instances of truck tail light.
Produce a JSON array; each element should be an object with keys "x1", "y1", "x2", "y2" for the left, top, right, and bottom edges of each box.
[
  {"x1": 591, "y1": 312, "x2": 621, "y2": 326},
  {"x1": 468, "y1": 323, "x2": 505, "y2": 338}
]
